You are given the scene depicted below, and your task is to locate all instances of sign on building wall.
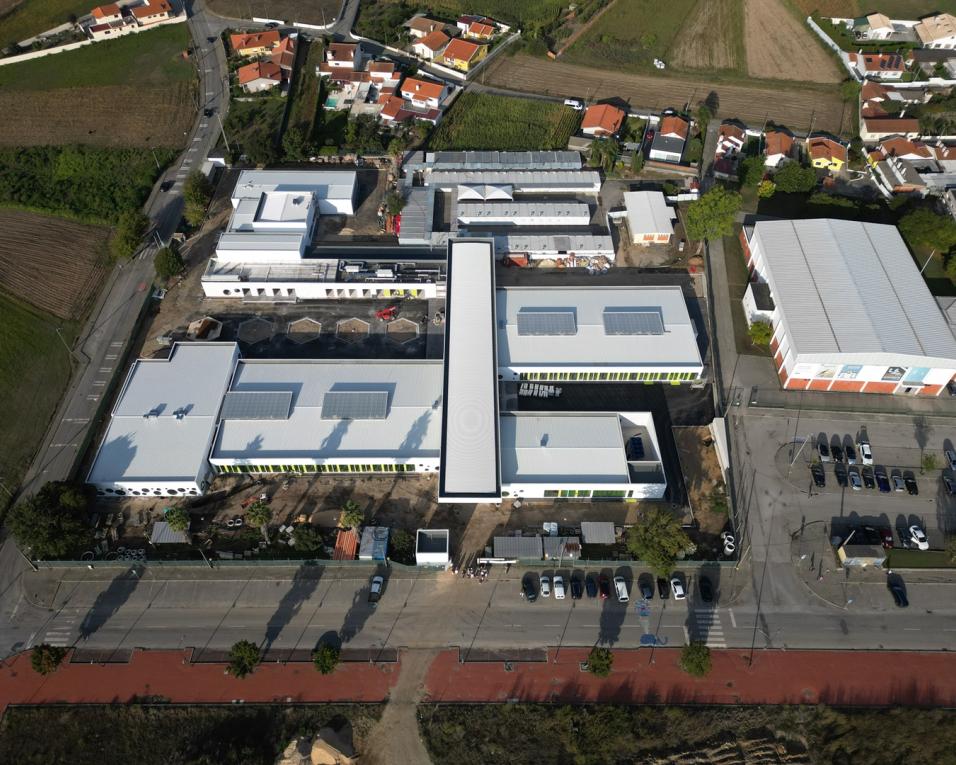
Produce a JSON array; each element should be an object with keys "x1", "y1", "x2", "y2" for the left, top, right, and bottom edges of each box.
[
  {"x1": 882, "y1": 366, "x2": 906, "y2": 382},
  {"x1": 903, "y1": 367, "x2": 929, "y2": 384},
  {"x1": 838, "y1": 365, "x2": 862, "y2": 379}
]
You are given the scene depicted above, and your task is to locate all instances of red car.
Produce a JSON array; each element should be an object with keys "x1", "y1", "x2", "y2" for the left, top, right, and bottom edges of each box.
[
  {"x1": 879, "y1": 527, "x2": 894, "y2": 549},
  {"x1": 598, "y1": 574, "x2": 611, "y2": 600}
]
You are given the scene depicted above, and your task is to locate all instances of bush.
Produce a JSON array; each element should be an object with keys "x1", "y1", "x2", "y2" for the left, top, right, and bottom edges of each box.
[
  {"x1": 679, "y1": 642, "x2": 712, "y2": 676},
  {"x1": 757, "y1": 179, "x2": 776, "y2": 198},
  {"x1": 8, "y1": 481, "x2": 91, "y2": 559},
  {"x1": 748, "y1": 320, "x2": 772, "y2": 346},
  {"x1": 293, "y1": 525, "x2": 325, "y2": 553},
  {"x1": 312, "y1": 642, "x2": 340, "y2": 674},
  {"x1": 389, "y1": 528, "x2": 415, "y2": 564},
  {"x1": 586, "y1": 646, "x2": 613, "y2": 677},
  {"x1": 164, "y1": 506, "x2": 190, "y2": 533},
  {"x1": 183, "y1": 170, "x2": 214, "y2": 227},
  {"x1": 773, "y1": 162, "x2": 817, "y2": 194},
  {"x1": 30, "y1": 644, "x2": 67, "y2": 676},
  {"x1": 740, "y1": 156, "x2": 765, "y2": 187},
  {"x1": 154, "y1": 246, "x2": 184, "y2": 280},
  {"x1": 110, "y1": 209, "x2": 149, "y2": 260},
  {"x1": 340, "y1": 500, "x2": 363, "y2": 529},
  {"x1": 898, "y1": 208, "x2": 956, "y2": 253},
  {"x1": 684, "y1": 186, "x2": 742, "y2": 242},
  {"x1": 227, "y1": 640, "x2": 261, "y2": 679},
  {"x1": 626, "y1": 507, "x2": 691, "y2": 576}
]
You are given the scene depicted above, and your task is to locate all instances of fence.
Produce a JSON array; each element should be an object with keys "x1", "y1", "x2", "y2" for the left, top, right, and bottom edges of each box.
[
  {"x1": 805, "y1": 15, "x2": 858, "y2": 81},
  {"x1": 33, "y1": 556, "x2": 424, "y2": 569}
]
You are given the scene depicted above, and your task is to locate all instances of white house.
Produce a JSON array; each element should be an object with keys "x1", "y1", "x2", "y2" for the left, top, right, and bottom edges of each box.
[
  {"x1": 400, "y1": 76, "x2": 450, "y2": 109},
  {"x1": 327, "y1": 42, "x2": 362, "y2": 70},
  {"x1": 622, "y1": 190, "x2": 677, "y2": 245},
  {"x1": 410, "y1": 29, "x2": 449, "y2": 60},
  {"x1": 916, "y1": 13, "x2": 956, "y2": 49}
]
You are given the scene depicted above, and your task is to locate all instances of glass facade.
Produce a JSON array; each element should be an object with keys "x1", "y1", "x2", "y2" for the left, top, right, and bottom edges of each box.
[
  {"x1": 215, "y1": 463, "x2": 417, "y2": 474},
  {"x1": 518, "y1": 371, "x2": 698, "y2": 382}
]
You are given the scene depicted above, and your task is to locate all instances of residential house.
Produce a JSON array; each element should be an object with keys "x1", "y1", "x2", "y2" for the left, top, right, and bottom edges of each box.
[
  {"x1": 368, "y1": 60, "x2": 399, "y2": 86},
  {"x1": 130, "y1": 0, "x2": 172, "y2": 26},
  {"x1": 441, "y1": 38, "x2": 487, "y2": 71},
  {"x1": 327, "y1": 42, "x2": 363, "y2": 70},
  {"x1": 380, "y1": 95, "x2": 442, "y2": 125},
  {"x1": 230, "y1": 30, "x2": 280, "y2": 57},
  {"x1": 405, "y1": 15, "x2": 447, "y2": 39},
  {"x1": 807, "y1": 135, "x2": 848, "y2": 171},
  {"x1": 850, "y1": 12, "x2": 895, "y2": 40},
  {"x1": 764, "y1": 128, "x2": 795, "y2": 168},
  {"x1": 412, "y1": 29, "x2": 449, "y2": 60},
  {"x1": 581, "y1": 103, "x2": 626, "y2": 137},
  {"x1": 622, "y1": 191, "x2": 677, "y2": 245},
  {"x1": 465, "y1": 18, "x2": 495, "y2": 40},
  {"x1": 850, "y1": 51, "x2": 906, "y2": 80},
  {"x1": 90, "y1": 3, "x2": 123, "y2": 23},
  {"x1": 915, "y1": 13, "x2": 956, "y2": 49},
  {"x1": 271, "y1": 35, "x2": 296, "y2": 73},
  {"x1": 649, "y1": 113, "x2": 690, "y2": 163},
  {"x1": 237, "y1": 60, "x2": 282, "y2": 93},
  {"x1": 715, "y1": 120, "x2": 746, "y2": 159},
  {"x1": 859, "y1": 80, "x2": 929, "y2": 142},
  {"x1": 860, "y1": 116, "x2": 921, "y2": 143},
  {"x1": 400, "y1": 77, "x2": 450, "y2": 110}
]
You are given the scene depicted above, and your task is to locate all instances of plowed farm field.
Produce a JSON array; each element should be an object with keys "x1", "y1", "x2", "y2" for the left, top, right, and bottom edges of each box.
[
  {"x1": 0, "y1": 82, "x2": 195, "y2": 148},
  {"x1": 745, "y1": 0, "x2": 842, "y2": 83},
  {"x1": 670, "y1": 0, "x2": 743, "y2": 72},
  {"x1": 484, "y1": 54, "x2": 848, "y2": 134},
  {"x1": 0, "y1": 209, "x2": 111, "y2": 319}
]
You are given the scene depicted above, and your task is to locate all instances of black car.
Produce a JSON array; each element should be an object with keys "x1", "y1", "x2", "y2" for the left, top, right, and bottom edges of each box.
[
  {"x1": 944, "y1": 475, "x2": 956, "y2": 496},
  {"x1": 570, "y1": 575, "x2": 583, "y2": 600},
  {"x1": 845, "y1": 444, "x2": 857, "y2": 464},
  {"x1": 876, "y1": 469, "x2": 891, "y2": 493},
  {"x1": 160, "y1": 180, "x2": 174, "y2": 192},
  {"x1": 889, "y1": 583, "x2": 909, "y2": 608},
  {"x1": 862, "y1": 467, "x2": 875, "y2": 489},
  {"x1": 810, "y1": 464, "x2": 826, "y2": 488},
  {"x1": 657, "y1": 577, "x2": 669, "y2": 599},
  {"x1": 817, "y1": 440, "x2": 830, "y2": 462},
  {"x1": 207, "y1": 35, "x2": 216, "y2": 43},
  {"x1": 638, "y1": 575, "x2": 654, "y2": 600},
  {"x1": 585, "y1": 574, "x2": 598, "y2": 598},
  {"x1": 949, "y1": 380, "x2": 956, "y2": 397},
  {"x1": 522, "y1": 576, "x2": 537, "y2": 603},
  {"x1": 832, "y1": 444, "x2": 844, "y2": 462},
  {"x1": 835, "y1": 463, "x2": 848, "y2": 488},
  {"x1": 203, "y1": 107, "x2": 215, "y2": 117},
  {"x1": 904, "y1": 473, "x2": 919, "y2": 496},
  {"x1": 698, "y1": 575, "x2": 714, "y2": 603},
  {"x1": 598, "y1": 574, "x2": 611, "y2": 600}
]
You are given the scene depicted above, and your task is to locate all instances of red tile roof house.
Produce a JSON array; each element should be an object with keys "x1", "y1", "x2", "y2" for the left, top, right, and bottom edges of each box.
[
  {"x1": 327, "y1": 41, "x2": 363, "y2": 70},
  {"x1": 648, "y1": 114, "x2": 690, "y2": 163},
  {"x1": 405, "y1": 15, "x2": 447, "y2": 39},
  {"x1": 400, "y1": 76, "x2": 450, "y2": 110},
  {"x1": 130, "y1": 0, "x2": 172, "y2": 26},
  {"x1": 465, "y1": 19, "x2": 495, "y2": 40},
  {"x1": 379, "y1": 95, "x2": 442, "y2": 125},
  {"x1": 581, "y1": 103, "x2": 626, "y2": 137},
  {"x1": 850, "y1": 51, "x2": 906, "y2": 81},
  {"x1": 271, "y1": 35, "x2": 296, "y2": 72},
  {"x1": 715, "y1": 120, "x2": 746, "y2": 159},
  {"x1": 763, "y1": 129, "x2": 795, "y2": 168},
  {"x1": 411, "y1": 29, "x2": 450, "y2": 61},
  {"x1": 90, "y1": 3, "x2": 123, "y2": 23},
  {"x1": 237, "y1": 60, "x2": 283, "y2": 93}
]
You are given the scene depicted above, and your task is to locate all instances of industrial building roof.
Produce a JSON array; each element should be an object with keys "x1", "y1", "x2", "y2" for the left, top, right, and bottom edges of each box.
[
  {"x1": 88, "y1": 343, "x2": 239, "y2": 485},
  {"x1": 231, "y1": 170, "x2": 356, "y2": 209},
  {"x1": 439, "y1": 239, "x2": 501, "y2": 502},
  {"x1": 751, "y1": 219, "x2": 956, "y2": 365},
  {"x1": 422, "y1": 150, "x2": 582, "y2": 170},
  {"x1": 623, "y1": 191, "x2": 676, "y2": 236},
  {"x1": 456, "y1": 201, "x2": 591, "y2": 222},
  {"x1": 494, "y1": 535, "x2": 543, "y2": 559},
  {"x1": 499, "y1": 414, "x2": 629, "y2": 484},
  {"x1": 580, "y1": 521, "x2": 616, "y2": 545},
  {"x1": 488, "y1": 232, "x2": 614, "y2": 256},
  {"x1": 496, "y1": 286, "x2": 704, "y2": 370},
  {"x1": 426, "y1": 170, "x2": 600, "y2": 192},
  {"x1": 212, "y1": 360, "x2": 443, "y2": 463}
]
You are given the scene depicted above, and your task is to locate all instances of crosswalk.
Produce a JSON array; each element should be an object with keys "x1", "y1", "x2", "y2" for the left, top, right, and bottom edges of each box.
[
  {"x1": 41, "y1": 614, "x2": 78, "y2": 647},
  {"x1": 693, "y1": 609, "x2": 726, "y2": 648}
]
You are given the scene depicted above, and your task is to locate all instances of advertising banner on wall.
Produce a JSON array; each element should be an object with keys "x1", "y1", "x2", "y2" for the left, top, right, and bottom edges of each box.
[
  {"x1": 838, "y1": 365, "x2": 862, "y2": 380},
  {"x1": 882, "y1": 366, "x2": 906, "y2": 382},
  {"x1": 903, "y1": 367, "x2": 929, "y2": 384},
  {"x1": 817, "y1": 365, "x2": 839, "y2": 379}
]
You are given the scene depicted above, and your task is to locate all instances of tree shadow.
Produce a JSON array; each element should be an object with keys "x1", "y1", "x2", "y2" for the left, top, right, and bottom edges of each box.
[
  {"x1": 597, "y1": 569, "x2": 626, "y2": 647},
  {"x1": 262, "y1": 566, "x2": 323, "y2": 654},
  {"x1": 77, "y1": 568, "x2": 141, "y2": 642},
  {"x1": 338, "y1": 572, "x2": 377, "y2": 644}
]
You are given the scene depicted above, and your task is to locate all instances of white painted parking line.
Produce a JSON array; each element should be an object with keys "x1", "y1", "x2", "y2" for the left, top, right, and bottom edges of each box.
[
  {"x1": 729, "y1": 608, "x2": 737, "y2": 628},
  {"x1": 205, "y1": 90, "x2": 214, "y2": 95},
  {"x1": 188, "y1": 147, "x2": 198, "y2": 153},
  {"x1": 204, "y1": 68, "x2": 212, "y2": 72},
  {"x1": 903, "y1": 627, "x2": 921, "y2": 631},
  {"x1": 110, "y1": 341, "x2": 123, "y2": 348},
  {"x1": 86, "y1": 395, "x2": 100, "y2": 402},
  {"x1": 200, "y1": 123, "x2": 208, "y2": 128},
  {"x1": 92, "y1": 381, "x2": 106, "y2": 387},
  {"x1": 193, "y1": 136, "x2": 201, "y2": 142},
  {"x1": 105, "y1": 353, "x2": 118, "y2": 360},
  {"x1": 62, "y1": 417, "x2": 89, "y2": 424},
  {"x1": 98, "y1": 367, "x2": 112, "y2": 374}
]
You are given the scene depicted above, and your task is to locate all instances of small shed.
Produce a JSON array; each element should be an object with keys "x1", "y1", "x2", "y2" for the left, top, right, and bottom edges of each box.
[
  {"x1": 580, "y1": 521, "x2": 616, "y2": 545},
  {"x1": 494, "y1": 535, "x2": 543, "y2": 560},
  {"x1": 359, "y1": 526, "x2": 390, "y2": 560},
  {"x1": 543, "y1": 536, "x2": 581, "y2": 560},
  {"x1": 416, "y1": 528, "x2": 450, "y2": 567},
  {"x1": 149, "y1": 521, "x2": 188, "y2": 545},
  {"x1": 333, "y1": 528, "x2": 359, "y2": 560},
  {"x1": 838, "y1": 544, "x2": 886, "y2": 568}
]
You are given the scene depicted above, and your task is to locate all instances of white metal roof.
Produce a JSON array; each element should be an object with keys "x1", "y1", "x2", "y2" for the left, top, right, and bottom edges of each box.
[
  {"x1": 439, "y1": 239, "x2": 501, "y2": 501},
  {"x1": 457, "y1": 201, "x2": 591, "y2": 220},
  {"x1": 496, "y1": 286, "x2": 703, "y2": 370},
  {"x1": 499, "y1": 413, "x2": 629, "y2": 483},
  {"x1": 580, "y1": 521, "x2": 616, "y2": 545},
  {"x1": 232, "y1": 169, "x2": 357, "y2": 203},
  {"x1": 753, "y1": 219, "x2": 956, "y2": 365},
  {"x1": 489, "y1": 232, "x2": 614, "y2": 255},
  {"x1": 623, "y1": 191, "x2": 676, "y2": 236},
  {"x1": 212, "y1": 360, "x2": 443, "y2": 462},
  {"x1": 427, "y1": 169, "x2": 600, "y2": 191}
]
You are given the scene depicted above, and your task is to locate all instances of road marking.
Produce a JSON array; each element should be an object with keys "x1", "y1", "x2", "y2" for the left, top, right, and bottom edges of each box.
[
  {"x1": 98, "y1": 367, "x2": 112, "y2": 374},
  {"x1": 903, "y1": 627, "x2": 921, "y2": 631},
  {"x1": 200, "y1": 123, "x2": 208, "y2": 128},
  {"x1": 188, "y1": 147, "x2": 198, "y2": 153},
  {"x1": 683, "y1": 626, "x2": 689, "y2": 642},
  {"x1": 193, "y1": 136, "x2": 201, "y2": 142},
  {"x1": 110, "y1": 341, "x2": 123, "y2": 348},
  {"x1": 86, "y1": 395, "x2": 100, "y2": 401},
  {"x1": 62, "y1": 417, "x2": 89, "y2": 424},
  {"x1": 204, "y1": 68, "x2": 212, "y2": 72},
  {"x1": 92, "y1": 381, "x2": 106, "y2": 387},
  {"x1": 105, "y1": 354, "x2": 118, "y2": 360},
  {"x1": 729, "y1": 608, "x2": 737, "y2": 628},
  {"x1": 205, "y1": 90, "x2": 214, "y2": 95}
]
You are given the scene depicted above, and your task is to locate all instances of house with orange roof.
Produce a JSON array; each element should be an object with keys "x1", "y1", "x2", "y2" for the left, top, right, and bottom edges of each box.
[
  {"x1": 90, "y1": 3, "x2": 123, "y2": 23},
  {"x1": 230, "y1": 29, "x2": 280, "y2": 57},
  {"x1": 764, "y1": 129, "x2": 795, "y2": 168},
  {"x1": 850, "y1": 51, "x2": 906, "y2": 80},
  {"x1": 465, "y1": 19, "x2": 495, "y2": 40},
  {"x1": 860, "y1": 116, "x2": 920, "y2": 143},
  {"x1": 271, "y1": 35, "x2": 296, "y2": 72},
  {"x1": 649, "y1": 113, "x2": 690, "y2": 163},
  {"x1": 441, "y1": 38, "x2": 486, "y2": 71},
  {"x1": 581, "y1": 103, "x2": 626, "y2": 137},
  {"x1": 715, "y1": 120, "x2": 746, "y2": 159},
  {"x1": 379, "y1": 94, "x2": 442, "y2": 125},
  {"x1": 807, "y1": 135, "x2": 847, "y2": 171},
  {"x1": 411, "y1": 29, "x2": 450, "y2": 61},
  {"x1": 400, "y1": 76, "x2": 450, "y2": 110},
  {"x1": 237, "y1": 60, "x2": 282, "y2": 93},
  {"x1": 327, "y1": 41, "x2": 363, "y2": 70},
  {"x1": 130, "y1": 0, "x2": 172, "y2": 26},
  {"x1": 405, "y1": 15, "x2": 447, "y2": 39}
]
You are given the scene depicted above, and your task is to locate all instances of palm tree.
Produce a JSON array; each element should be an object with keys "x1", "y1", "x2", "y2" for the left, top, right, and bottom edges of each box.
[
  {"x1": 340, "y1": 500, "x2": 363, "y2": 529},
  {"x1": 246, "y1": 500, "x2": 272, "y2": 544}
]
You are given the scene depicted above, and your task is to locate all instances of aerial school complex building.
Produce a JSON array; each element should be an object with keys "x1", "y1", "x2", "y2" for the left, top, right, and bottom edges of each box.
[{"x1": 89, "y1": 240, "x2": 702, "y2": 501}]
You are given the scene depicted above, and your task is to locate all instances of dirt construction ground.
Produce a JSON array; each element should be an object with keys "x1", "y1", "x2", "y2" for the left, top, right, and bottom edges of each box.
[
  {"x1": 744, "y1": 0, "x2": 843, "y2": 83},
  {"x1": 671, "y1": 0, "x2": 741, "y2": 72},
  {"x1": 485, "y1": 55, "x2": 848, "y2": 134}
]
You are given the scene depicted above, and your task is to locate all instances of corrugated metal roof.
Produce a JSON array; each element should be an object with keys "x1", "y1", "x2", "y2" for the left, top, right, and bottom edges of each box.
[
  {"x1": 333, "y1": 528, "x2": 359, "y2": 560},
  {"x1": 359, "y1": 526, "x2": 390, "y2": 560},
  {"x1": 457, "y1": 201, "x2": 591, "y2": 221},
  {"x1": 623, "y1": 191, "x2": 676, "y2": 237},
  {"x1": 580, "y1": 521, "x2": 616, "y2": 545},
  {"x1": 397, "y1": 187, "x2": 434, "y2": 245},
  {"x1": 542, "y1": 536, "x2": 581, "y2": 559},
  {"x1": 424, "y1": 150, "x2": 582, "y2": 170},
  {"x1": 427, "y1": 170, "x2": 600, "y2": 191},
  {"x1": 150, "y1": 521, "x2": 189, "y2": 545},
  {"x1": 494, "y1": 535, "x2": 543, "y2": 559}
]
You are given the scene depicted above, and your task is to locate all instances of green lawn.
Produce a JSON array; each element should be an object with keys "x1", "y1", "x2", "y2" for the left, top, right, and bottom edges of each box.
[
  {"x1": 887, "y1": 548, "x2": 955, "y2": 569},
  {"x1": 0, "y1": 0, "x2": 92, "y2": 47},
  {"x1": 286, "y1": 37, "x2": 323, "y2": 139},
  {"x1": 0, "y1": 291, "x2": 78, "y2": 503},
  {"x1": 0, "y1": 23, "x2": 193, "y2": 91},
  {"x1": 428, "y1": 92, "x2": 580, "y2": 151}
]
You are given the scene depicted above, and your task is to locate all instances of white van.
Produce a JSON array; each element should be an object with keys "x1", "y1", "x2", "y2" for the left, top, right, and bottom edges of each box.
[
  {"x1": 613, "y1": 575, "x2": 629, "y2": 603},
  {"x1": 554, "y1": 575, "x2": 566, "y2": 600},
  {"x1": 563, "y1": 98, "x2": 584, "y2": 111}
]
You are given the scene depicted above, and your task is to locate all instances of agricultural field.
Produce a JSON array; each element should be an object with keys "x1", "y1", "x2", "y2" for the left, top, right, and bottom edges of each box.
[
  {"x1": 0, "y1": 209, "x2": 110, "y2": 319},
  {"x1": 428, "y1": 92, "x2": 580, "y2": 151},
  {"x1": 671, "y1": 0, "x2": 744, "y2": 72},
  {"x1": 0, "y1": 0, "x2": 90, "y2": 46},
  {"x1": 356, "y1": 0, "x2": 567, "y2": 38},
  {"x1": 790, "y1": 0, "x2": 956, "y2": 16},
  {"x1": 206, "y1": 0, "x2": 341, "y2": 25},
  {"x1": 0, "y1": 291, "x2": 78, "y2": 500},
  {"x1": 748, "y1": 0, "x2": 842, "y2": 82}
]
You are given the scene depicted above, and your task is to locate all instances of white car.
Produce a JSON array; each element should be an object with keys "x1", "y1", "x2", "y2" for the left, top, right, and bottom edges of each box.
[
  {"x1": 859, "y1": 442, "x2": 873, "y2": 465},
  {"x1": 540, "y1": 575, "x2": 551, "y2": 598},
  {"x1": 613, "y1": 575, "x2": 629, "y2": 602},
  {"x1": 563, "y1": 98, "x2": 584, "y2": 111},
  {"x1": 946, "y1": 449, "x2": 956, "y2": 471},
  {"x1": 553, "y1": 575, "x2": 566, "y2": 600},
  {"x1": 909, "y1": 525, "x2": 930, "y2": 551},
  {"x1": 670, "y1": 577, "x2": 686, "y2": 600}
]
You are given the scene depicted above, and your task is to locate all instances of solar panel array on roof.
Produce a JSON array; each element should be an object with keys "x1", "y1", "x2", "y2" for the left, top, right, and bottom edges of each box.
[
  {"x1": 320, "y1": 390, "x2": 389, "y2": 419},
  {"x1": 603, "y1": 309, "x2": 664, "y2": 336},
  {"x1": 516, "y1": 309, "x2": 577, "y2": 336},
  {"x1": 220, "y1": 390, "x2": 293, "y2": 420}
]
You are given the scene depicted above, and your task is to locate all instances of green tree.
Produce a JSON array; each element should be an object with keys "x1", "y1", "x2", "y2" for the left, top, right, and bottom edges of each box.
[
  {"x1": 341, "y1": 500, "x2": 363, "y2": 529},
  {"x1": 748, "y1": 320, "x2": 773, "y2": 346},
  {"x1": 227, "y1": 639, "x2": 261, "y2": 679},
  {"x1": 385, "y1": 190, "x2": 405, "y2": 215},
  {"x1": 110, "y1": 209, "x2": 149, "y2": 260},
  {"x1": 588, "y1": 138, "x2": 620, "y2": 173},
  {"x1": 247, "y1": 500, "x2": 273, "y2": 543},
  {"x1": 31, "y1": 644, "x2": 67, "y2": 676},
  {"x1": 695, "y1": 104, "x2": 712, "y2": 133},
  {"x1": 921, "y1": 453, "x2": 938, "y2": 473},
  {"x1": 293, "y1": 524, "x2": 325, "y2": 553},
  {"x1": 586, "y1": 646, "x2": 614, "y2": 677},
  {"x1": 898, "y1": 208, "x2": 956, "y2": 252},
  {"x1": 625, "y1": 507, "x2": 691, "y2": 576},
  {"x1": 312, "y1": 641, "x2": 340, "y2": 674},
  {"x1": 948, "y1": 536, "x2": 956, "y2": 563},
  {"x1": 282, "y1": 126, "x2": 312, "y2": 162},
  {"x1": 7, "y1": 482, "x2": 91, "y2": 559},
  {"x1": 947, "y1": 255, "x2": 956, "y2": 284},
  {"x1": 684, "y1": 186, "x2": 742, "y2": 242},
  {"x1": 685, "y1": 136, "x2": 703, "y2": 164},
  {"x1": 183, "y1": 170, "x2": 214, "y2": 227},
  {"x1": 840, "y1": 79, "x2": 861, "y2": 103},
  {"x1": 757, "y1": 179, "x2": 776, "y2": 199},
  {"x1": 154, "y1": 246, "x2": 184, "y2": 280},
  {"x1": 679, "y1": 641, "x2": 712, "y2": 676},
  {"x1": 389, "y1": 528, "x2": 415, "y2": 564},
  {"x1": 164, "y1": 506, "x2": 190, "y2": 533},
  {"x1": 773, "y1": 162, "x2": 817, "y2": 194},
  {"x1": 740, "y1": 156, "x2": 765, "y2": 187},
  {"x1": 630, "y1": 150, "x2": 644, "y2": 174}
]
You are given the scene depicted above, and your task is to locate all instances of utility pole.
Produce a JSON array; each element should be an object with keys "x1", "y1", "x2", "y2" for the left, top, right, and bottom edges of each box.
[{"x1": 216, "y1": 112, "x2": 231, "y2": 153}]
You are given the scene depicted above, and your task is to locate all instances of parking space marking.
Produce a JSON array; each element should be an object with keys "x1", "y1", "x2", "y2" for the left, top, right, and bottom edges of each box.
[
  {"x1": 105, "y1": 354, "x2": 118, "y2": 360},
  {"x1": 729, "y1": 608, "x2": 737, "y2": 628}
]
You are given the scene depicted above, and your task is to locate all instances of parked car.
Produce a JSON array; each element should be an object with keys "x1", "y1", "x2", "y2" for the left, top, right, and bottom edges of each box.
[
  {"x1": 670, "y1": 577, "x2": 686, "y2": 600},
  {"x1": 904, "y1": 473, "x2": 918, "y2": 496},
  {"x1": 948, "y1": 380, "x2": 956, "y2": 397},
  {"x1": 203, "y1": 107, "x2": 215, "y2": 117},
  {"x1": 698, "y1": 575, "x2": 714, "y2": 603},
  {"x1": 522, "y1": 576, "x2": 537, "y2": 602},
  {"x1": 889, "y1": 582, "x2": 909, "y2": 608},
  {"x1": 160, "y1": 180, "x2": 174, "y2": 192},
  {"x1": 831, "y1": 443, "x2": 844, "y2": 463},
  {"x1": 540, "y1": 575, "x2": 551, "y2": 598},
  {"x1": 657, "y1": 577, "x2": 670, "y2": 599},
  {"x1": 909, "y1": 525, "x2": 929, "y2": 551},
  {"x1": 861, "y1": 467, "x2": 875, "y2": 489},
  {"x1": 848, "y1": 467, "x2": 862, "y2": 491},
  {"x1": 944, "y1": 475, "x2": 956, "y2": 496},
  {"x1": 835, "y1": 463, "x2": 848, "y2": 488},
  {"x1": 638, "y1": 575, "x2": 654, "y2": 600},
  {"x1": 858, "y1": 441, "x2": 873, "y2": 465},
  {"x1": 598, "y1": 574, "x2": 611, "y2": 600},
  {"x1": 817, "y1": 439, "x2": 831, "y2": 463},
  {"x1": 563, "y1": 98, "x2": 584, "y2": 110},
  {"x1": 810, "y1": 463, "x2": 826, "y2": 488},
  {"x1": 875, "y1": 468, "x2": 891, "y2": 493},
  {"x1": 368, "y1": 575, "x2": 384, "y2": 604},
  {"x1": 553, "y1": 575, "x2": 566, "y2": 600},
  {"x1": 878, "y1": 527, "x2": 894, "y2": 549},
  {"x1": 893, "y1": 474, "x2": 906, "y2": 492},
  {"x1": 613, "y1": 575, "x2": 629, "y2": 603},
  {"x1": 845, "y1": 443, "x2": 857, "y2": 465},
  {"x1": 570, "y1": 575, "x2": 583, "y2": 600},
  {"x1": 585, "y1": 574, "x2": 598, "y2": 598},
  {"x1": 947, "y1": 449, "x2": 956, "y2": 471}
]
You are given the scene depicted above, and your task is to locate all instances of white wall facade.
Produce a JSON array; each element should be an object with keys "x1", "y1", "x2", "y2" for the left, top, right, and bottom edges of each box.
[{"x1": 201, "y1": 277, "x2": 439, "y2": 300}]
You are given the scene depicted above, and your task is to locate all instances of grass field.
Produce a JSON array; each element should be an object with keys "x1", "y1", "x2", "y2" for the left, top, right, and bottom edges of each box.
[
  {"x1": 887, "y1": 548, "x2": 956, "y2": 568},
  {"x1": 206, "y1": 0, "x2": 341, "y2": 24},
  {"x1": 0, "y1": 704, "x2": 382, "y2": 765},
  {"x1": 0, "y1": 291, "x2": 78, "y2": 499},
  {"x1": 428, "y1": 92, "x2": 580, "y2": 151},
  {"x1": 0, "y1": 209, "x2": 110, "y2": 319},
  {"x1": 421, "y1": 703, "x2": 956, "y2": 765},
  {"x1": 0, "y1": 0, "x2": 90, "y2": 46},
  {"x1": 671, "y1": 0, "x2": 744, "y2": 72},
  {"x1": 286, "y1": 37, "x2": 323, "y2": 140},
  {"x1": 790, "y1": 0, "x2": 956, "y2": 16}
]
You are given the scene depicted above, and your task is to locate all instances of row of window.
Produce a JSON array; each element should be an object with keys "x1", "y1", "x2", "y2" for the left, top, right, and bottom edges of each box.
[
  {"x1": 219, "y1": 288, "x2": 426, "y2": 298},
  {"x1": 519, "y1": 371, "x2": 699, "y2": 382},
  {"x1": 97, "y1": 487, "x2": 199, "y2": 497},
  {"x1": 214, "y1": 463, "x2": 419, "y2": 474},
  {"x1": 541, "y1": 489, "x2": 633, "y2": 498}
]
